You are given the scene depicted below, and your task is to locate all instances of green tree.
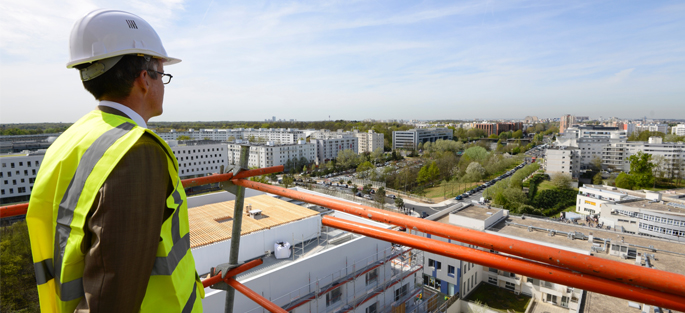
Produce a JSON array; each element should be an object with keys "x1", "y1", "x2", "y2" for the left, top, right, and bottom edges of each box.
[
  {"x1": 463, "y1": 146, "x2": 489, "y2": 161},
  {"x1": 465, "y1": 162, "x2": 486, "y2": 182},
  {"x1": 551, "y1": 173, "x2": 572, "y2": 190},
  {"x1": 357, "y1": 161, "x2": 375, "y2": 178},
  {"x1": 337, "y1": 149, "x2": 359, "y2": 169},
  {"x1": 615, "y1": 172, "x2": 635, "y2": 190},
  {"x1": 176, "y1": 135, "x2": 191, "y2": 140},
  {"x1": 591, "y1": 156, "x2": 603, "y2": 171},
  {"x1": 1, "y1": 222, "x2": 39, "y2": 312},
  {"x1": 512, "y1": 130, "x2": 523, "y2": 139},
  {"x1": 282, "y1": 175, "x2": 294, "y2": 188},
  {"x1": 374, "y1": 187, "x2": 386, "y2": 208},
  {"x1": 627, "y1": 151, "x2": 654, "y2": 188},
  {"x1": 593, "y1": 172, "x2": 603, "y2": 185},
  {"x1": 394, "y1": 197, "x2": 404, "y2": 209}
]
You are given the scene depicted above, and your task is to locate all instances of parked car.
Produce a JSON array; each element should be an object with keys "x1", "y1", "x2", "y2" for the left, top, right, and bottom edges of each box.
[{"x1": 455, "y1": 195, "x2": 463, "y2": 200}]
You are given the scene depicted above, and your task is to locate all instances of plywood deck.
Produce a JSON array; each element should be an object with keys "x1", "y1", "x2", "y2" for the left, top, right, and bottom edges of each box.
[{"x1": 188, "y1": 195, "x2": 319, "y2": 248}]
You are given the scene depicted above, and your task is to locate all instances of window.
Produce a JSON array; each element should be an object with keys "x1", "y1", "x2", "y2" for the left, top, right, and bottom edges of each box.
[
  {"x1": 11, "y1": 163, "x2": 15, "y2": 168},
  {"x1": 448, "y1": 265, "x2": 455, "y2": 275},
  {"x1": 366, "y1": 268, "x2": 378, "y2": 286},
  {"x1": 505, "y1": 281, "x2": 515, "y2": 291},
  {"x1": 394, "y1": 283, "x2": 409, "y2": 301},
  {"x1": 435, "y1": 261, "x2": 442, "y2": 270},
  {"x1": 546, "y1": 294, "x2": 558, "y2": 305},
  {"x1": 18, "y1": 187, "x2": 26, "y2": 193},
  {"x1": 1, "y1": 189, "x2": 4, "y2": 195},
  {"x1": 428, "y1": 259, "x2": 434, "y2": 267},
  {"x1": 488, "y1": 276, "x2": 497, "y2": 285},
  {"x1": 326, "y1": 287, "x2": 342, "y2": 307},
  {"x1": 365, "y1": 302, "x2": 377, "y2": 313}
]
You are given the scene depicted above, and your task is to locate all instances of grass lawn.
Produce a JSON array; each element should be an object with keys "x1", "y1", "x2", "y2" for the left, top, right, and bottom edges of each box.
[
  {"x1": 465, "y1": 283, "x2": 531, "y2": 313},
  {"x1": 537, "y1": 180, "x2": 556, "y2": 192}
]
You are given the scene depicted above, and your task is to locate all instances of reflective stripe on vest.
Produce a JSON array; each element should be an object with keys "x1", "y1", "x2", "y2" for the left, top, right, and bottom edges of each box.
[
  {"x1": 53, "y1": 122, "x2": 135, "y2": 301},
  {"x1": 27, "y1": 111, "x2": 203, "y2": 313}
]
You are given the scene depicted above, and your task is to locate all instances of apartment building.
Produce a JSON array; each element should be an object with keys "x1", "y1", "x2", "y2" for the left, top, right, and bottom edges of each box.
[
  {"x1": 157, "y1": 128, "x2": 306, "y2": 144},
  {"x1": 191, "y1": 189, "x2": 424, "y2": 313},
  {"x1": 392, "y1": 128, "x2": 453, "y2": 150},
  {"x1": 0, "y1": 150, "x2": 45, "y2": 204},
  {"x1": 353, "y1": 130, "x2": 384, "y2": 154},
  {"x1": 157, "y1": 129, "x2": 243, "y2": 141},
  {"x1": 472, "y1": 122, "x2": 523, "y2": 137},
  {"x1": 636, "y1": 123, "x2": 668, "y2": 134},
  {"x1": 601, "y1": 137, "x2": 685, "y2": 175},
  {"x1": 167, "y1": 141, "x2": 228, "y2": 178},
  {"x1": 672, "y1": 124, "x2": 685, "y2": 136},
  {"x1": 417, "y1": 205, "x2": 585, "y2": 313},
  {"x1": 559, "y1": 114, "x2": 576, "y2": 134},
  {"x1": 576, "y1": 185, "x2": 633, "y2": 216},
  {"x1": 226, "y1": 141, "x2": 316, "y2": 169},
  {"x1": 544, "y1": 147, "x2": 580, "y2": 178},
  {"x1": 311, "y1": 131, "x2": 358, "y2": 164}
]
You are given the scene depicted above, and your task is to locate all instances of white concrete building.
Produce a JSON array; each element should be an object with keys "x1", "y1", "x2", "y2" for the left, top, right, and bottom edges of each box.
[
  {"x1": 188, "y1": 189, "x2": 424, "y2": 313},
  {"x1": 241, "y1": 128, "x2": 306, "y2": 145},
  {"x1": 0, "y1": 150, "x2": 45, "y2": 204},
  {"x1": 392, "y1": 128, "x2": 453, "y2": 150},
  {"x1": 672, "y1": 124, "x2": 685, "y2": 136},
  {"x1": 576, "y1": 185, "x2": 632, "y2": 216},
  {"x1": 544, "y1": 147, "x2": 580, "y2": 179},
  {"x1": 636, "y1": 123, "x2": 668, "y2": 134},
  {"x1": 354, "y1": 130, "x2": 384, "y2": 154},
  {"x1": 168, "y1": 141, "x2": 228, "y2": 178},
  {"x1": 157, "y1": 129, "x2": 243, "y2": 141},
  {"x1": 311, "y1": 131, "x2": 358, "y2": 164},
  {"x1": 226, "y1": 141, "x2": 316, "y2": 169},
  {"x1": 600, "y1": 137, "x2": 685, "y2": 176},
  {"x1": 418, "y1": 205, "x2": 585, "y2": 313}
]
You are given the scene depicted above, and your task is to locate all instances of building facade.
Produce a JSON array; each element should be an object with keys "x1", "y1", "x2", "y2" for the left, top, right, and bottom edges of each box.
[
  {"x1": 168, "y1": 141, "x2": 228, "y2": 178},
  {"x1": 473, "y1": 122, "x2": 523, "y2": 137},
  {"x1": 544, "y1": 147, "x2": 580, "y2": 178},
  {"x1": 392, "y1": 128, "x2": 453, "y2": 150},
  {"x1": 354, "y1": 130, "x2": 384, "y2": 154},
  {"x1": 0, "y1": 151, "x2": 45, "y2": 204},
  {"x1": 226, "y1": 141, "x2": 316, "y2": 169},
  {"x1": 672, "y1": 124, "x2": 685, "y2": 136},
  {"x1": 312, "y1": 132, "x2": 358, "y2": 164},
  {"x1": 559, "y1": 115, "x2": 576, "y2": 134}
]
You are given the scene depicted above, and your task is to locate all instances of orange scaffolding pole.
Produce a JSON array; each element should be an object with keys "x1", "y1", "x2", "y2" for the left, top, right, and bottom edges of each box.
[
  {"x1": 232, "y1": 179, "x2": 685, "y2": 299},
  {"x1": 322, "y1": 215, "x2": 685, "y2": 311},
  {"x1": 226, "y1": 278, "x2": 288, "y2": 313},
  {"x1": 202, "y1": 258, "x2": 264, "y2": 288},
  {"x1": 0, "y1": 165, "x2": 284, "y2": 218}
]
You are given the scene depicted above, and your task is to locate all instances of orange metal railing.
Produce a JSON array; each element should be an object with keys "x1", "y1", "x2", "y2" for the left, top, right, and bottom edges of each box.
[{"x1": 2, "y1": 165, "x2": 685, "y2": 311}]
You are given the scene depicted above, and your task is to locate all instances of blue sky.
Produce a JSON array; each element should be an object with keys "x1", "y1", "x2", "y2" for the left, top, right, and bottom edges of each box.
[{"x1": 1, "y1": 0, "x2": 684, "y2": 123}]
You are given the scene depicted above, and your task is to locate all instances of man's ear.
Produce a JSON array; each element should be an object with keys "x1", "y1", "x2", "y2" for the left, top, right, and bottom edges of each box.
[{"x1": 136, "y1": 70, "x2": 150, "y2": 95}]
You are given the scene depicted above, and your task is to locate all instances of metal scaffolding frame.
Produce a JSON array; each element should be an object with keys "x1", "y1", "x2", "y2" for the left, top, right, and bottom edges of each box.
[{"x1": 3, "y1": 163, "x2": 685, "y2": 312}]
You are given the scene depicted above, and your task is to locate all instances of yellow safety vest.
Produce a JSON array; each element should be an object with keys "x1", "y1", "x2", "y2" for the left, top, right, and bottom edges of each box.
[{"x1": 26, "y1": 110, "x2": 204, "y2": 312}]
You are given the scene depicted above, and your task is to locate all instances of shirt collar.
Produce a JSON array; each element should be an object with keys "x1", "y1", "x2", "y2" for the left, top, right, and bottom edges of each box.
[{"x1": 98, "y1": 101, "x2": 148, "y2": 129}]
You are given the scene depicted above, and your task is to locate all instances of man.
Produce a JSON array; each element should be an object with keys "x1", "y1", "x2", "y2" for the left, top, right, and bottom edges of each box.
[{"x1": 26, "y1": 9, "x2": 203, "y2": 312}]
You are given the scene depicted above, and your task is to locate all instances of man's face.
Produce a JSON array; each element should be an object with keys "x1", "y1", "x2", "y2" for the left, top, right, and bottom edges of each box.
[{"x1": 147, "y1": 61, "x2": 165, "y2": 118}]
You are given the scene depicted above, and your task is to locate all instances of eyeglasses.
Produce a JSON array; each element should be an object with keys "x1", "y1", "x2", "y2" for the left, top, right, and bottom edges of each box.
[{"x1": 149, "y1": 70, "x2": 173, "y2": 84}]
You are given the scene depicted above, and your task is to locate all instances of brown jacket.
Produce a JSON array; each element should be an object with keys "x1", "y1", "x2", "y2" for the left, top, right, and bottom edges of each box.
[{"x1": 75, "y1": 106, "x2": 174, "y2": 312}]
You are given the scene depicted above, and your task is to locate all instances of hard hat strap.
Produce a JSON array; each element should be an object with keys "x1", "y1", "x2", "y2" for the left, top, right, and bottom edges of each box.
[{"x1": 79, "y1": 55, "x2": 124, "y2": 81}]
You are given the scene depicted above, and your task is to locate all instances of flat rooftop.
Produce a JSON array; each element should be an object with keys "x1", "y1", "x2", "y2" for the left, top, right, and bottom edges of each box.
[
  {"x1": 620, "y1": 198, "x2": 685, "y2": 215},
  {"x1": 454, "y1": 205, "x2": 501, "y2": 221},
  {"x1": 188, "y1": 194, "x2": 319, "y2": 248},
  {"x1": 488, "y1": 216, "x2": 685, "y2": 313}
]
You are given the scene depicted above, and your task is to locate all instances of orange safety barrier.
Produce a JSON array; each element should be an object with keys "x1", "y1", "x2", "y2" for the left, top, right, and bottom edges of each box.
[
  {"x1": 0, "y1": 165, "x2": 285, "y2": 218},
  {"x1": 226, "y1": 278, "x2": 288, "y2": 313},
  {"x1": 233, "y1": 179, "x2": 685, "y2": 299},
  {"x1": 322, "y1": 215, "x2": 685, "y2": 311}
]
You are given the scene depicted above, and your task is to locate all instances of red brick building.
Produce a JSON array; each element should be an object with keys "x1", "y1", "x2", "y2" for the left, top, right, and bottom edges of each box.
[{"x1": 473, "y1": 122, "x2": 523, "y2": 136}]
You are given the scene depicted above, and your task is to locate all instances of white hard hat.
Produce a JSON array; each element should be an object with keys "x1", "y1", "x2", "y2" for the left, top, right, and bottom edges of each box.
[{"x1": 67, "y1": 9, "x2": 180, "y2": 79}]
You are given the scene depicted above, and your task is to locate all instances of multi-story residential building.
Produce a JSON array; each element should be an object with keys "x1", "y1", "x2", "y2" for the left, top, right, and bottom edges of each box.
[
  {"x1": 226, "y1": 140, "x2": 316, "y2": 169},
  {"x1": 157, "y1": 128, "x2": 306, "y2": 144},
  {"x1": 353, "y1": 130, "x2": 384, "y2": 153},
  {"x1": 392, "y1": 128, "x2": 453, "y2": 150},
  {"x1": 192, "y1": 188, "x2": 424, "y2": 313},
  {"x1": 472, "y1": 122, "x2": 523, "y2": 137},
  {"x1": 168, "y1": 141, "x2": 228, "y2": 178},
  {"x1": 559, "y1": 114, "x2": 576, "y2": 134},
  {"x1": 241, "y1": 128, "x2": 306, "y2": 144},
  {"x1": 636, "y1": 123, "x2": 668, "y2": 134},
  {"x1": 600, "y1": 137, "x2": 685, "y2": 176},
  {"x1": 417, "y1": 205, "x2": 586, "y2": 313},
  {"x1": 672, "y1": 124, "x2": 685, "y2": 136},
  {"x1": 0, "y1": 150, "x2": 45, "y2": 204},
  {"x1": 311, "y1": 131, "x2": 358, "y2": 164},
  {"x1": 157, "y1": 129, "x2": 243, "y2": 141},
  {"x1": 544, "y1": 147, "x2": 580, "y2": 178}
]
